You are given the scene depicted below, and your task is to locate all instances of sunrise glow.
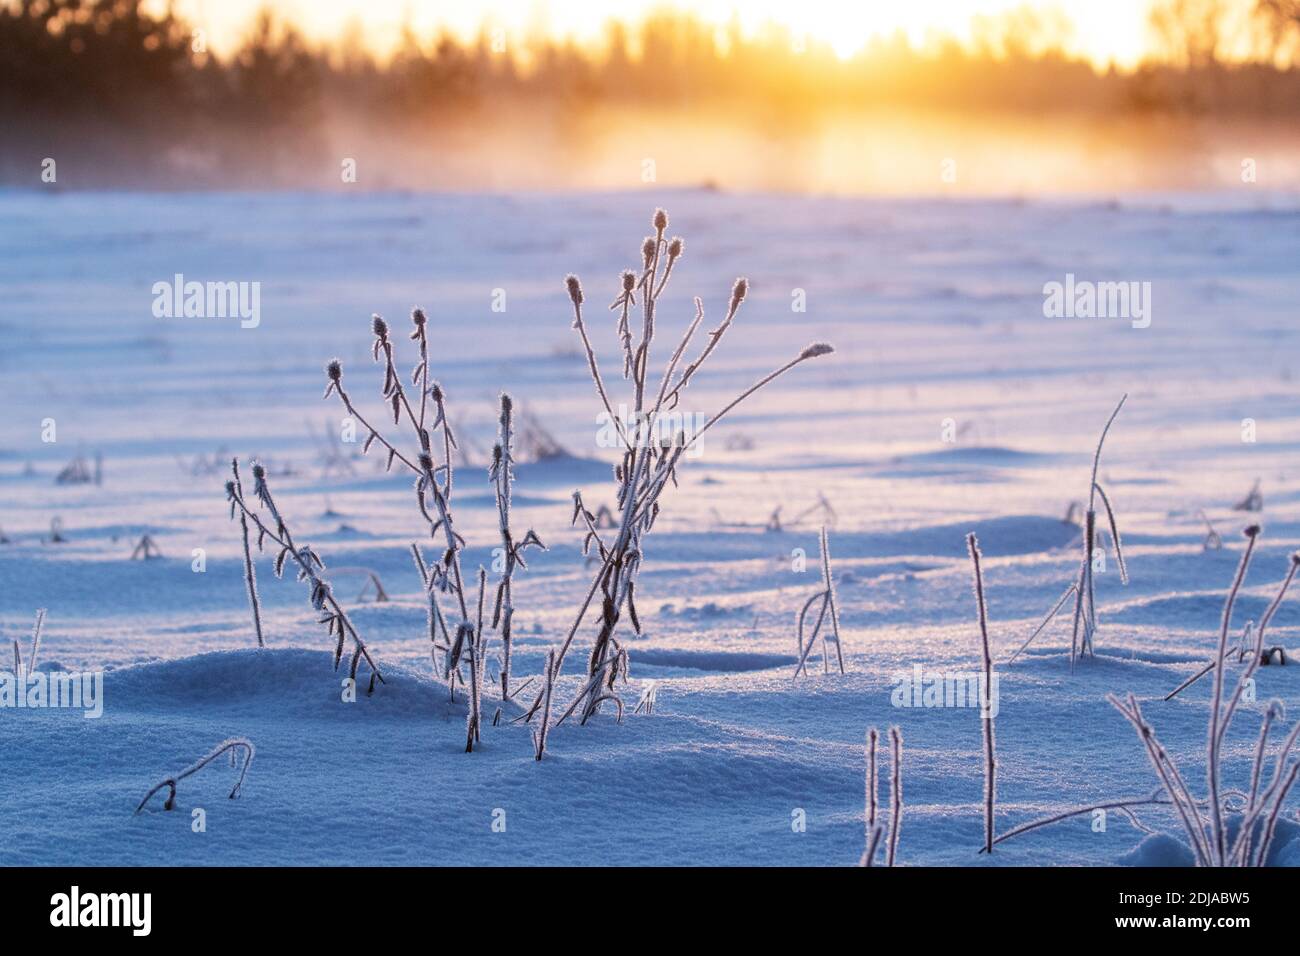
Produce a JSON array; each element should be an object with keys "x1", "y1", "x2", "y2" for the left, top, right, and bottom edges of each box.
[{"x1": 173, "y1": 0, "x2": 1155, "y2": 68}]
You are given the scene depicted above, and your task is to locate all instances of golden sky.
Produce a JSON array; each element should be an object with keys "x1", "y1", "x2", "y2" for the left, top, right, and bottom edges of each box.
[{"x1": 172, "y1": 0, "x2": 1158, "y2": 67}]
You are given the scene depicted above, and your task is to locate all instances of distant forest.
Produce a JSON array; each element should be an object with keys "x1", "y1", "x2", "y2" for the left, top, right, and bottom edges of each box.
[{"x1": 4, "y1": 0, "x2": 1300, "y2": 187}]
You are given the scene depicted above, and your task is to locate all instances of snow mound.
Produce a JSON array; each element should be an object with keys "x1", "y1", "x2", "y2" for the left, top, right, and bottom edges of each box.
[
  {"x1": 1119, "y1": 833, "x2": 1196, "y2": 866},
  {"x1": 103, "y1": 648, "x2": 457, "y2": 718},
  {"x1": 1120, "y1": 817, "x2": 1300, "y2": 867},
  {"x1": 875, "y1": 446, "x2": 1059, "y2": 480},
  {"x1": 1110, "y1": 592, "x2": 1280, "y2": 628}
]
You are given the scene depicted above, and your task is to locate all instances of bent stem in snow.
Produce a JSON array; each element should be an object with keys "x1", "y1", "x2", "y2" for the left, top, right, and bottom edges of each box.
[
  {"x1": 793, "y1": 526, "x2": 845, "y2": 677},
  {"x1": 135, "y1": 738, "x2": 255, "y2": 813}
]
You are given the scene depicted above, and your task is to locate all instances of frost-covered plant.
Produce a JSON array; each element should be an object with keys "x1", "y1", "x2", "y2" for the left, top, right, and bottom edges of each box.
[
  {"x1": 793, "y1": 526, "x2": 845, "y2": 677},
  {"x1": 10, "y1": 608, "x2": 46, "y2": 678},
  {"x1": 633, "y1": 679, "x2": 658, "y2": 715},
  {"x1": 226, "y1": 462, "x2": 384, "y2": 691},
  {"x1": 967, "y1": 533, "x2": 997, "y2": 855},
  {"x1": 533, "y1": 208, "x2": 835, "y2": 726},
  {"x1": 135, "y1": 738, "x2": 255, "y2": 813},
  {"x1": 861, "y1": 726, "x2": 903, "y2": 866},
  {"x1": 490, "y1": 394, "x2": 546, "y2": 701},
  {"x1": 26, "y1": 608, "x2": 45, "y2": 678},
  {"x1": 1010, "y1": 395, "x2": 1129, "y2": 669},
  {"x1": 463, "y1": 566, "x2": 488, "y2": 752},
  {"x1": 991, "y1": 529, "x2": 1300, "y2": 865},
  {"x1": 319, "y1": 312, "x2": 543, "y2": 750},
  {"x1": 532, "y1": 648, "x2": 557, "y2": 761},
  {"x1": 230, "y1": 459, "x2": 265, "y2": 648}
]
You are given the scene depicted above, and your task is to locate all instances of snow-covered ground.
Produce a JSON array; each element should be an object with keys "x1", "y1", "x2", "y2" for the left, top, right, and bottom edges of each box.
[{"x1": 2, "y1": 188, "x2": 1299, "y2": 865}]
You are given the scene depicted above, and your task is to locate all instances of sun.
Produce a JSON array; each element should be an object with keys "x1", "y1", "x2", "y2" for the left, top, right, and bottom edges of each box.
[{"x1": 777, "y1": 3, "x2": 892, "y2": 59}]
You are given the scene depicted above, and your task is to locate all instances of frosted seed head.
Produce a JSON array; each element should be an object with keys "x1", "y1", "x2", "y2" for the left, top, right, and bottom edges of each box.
[
  {"x1": 411, "y1": 307, "x2": 427, "y2": 328},
  {"x1": 667, "y1": 237, "x2": 683, "y2": 259},
  {"x1": 653, "y1": 208, "x2": 669, "y2": 231},
  {"x1": 730, "y1": 277, "x2": 748, "y2": 309},
  {"x1": 326, "y1": 359, "x2": 342, "y2": 382},
  {"x1": 621, "y1": 270, "x2": 636, "y2": 292},
  {"x1": 251, "y1": 463, "x2": 266, "y2": 480},
  {"x1": 641, "y1": 238, "x2": 655, "y2": 266},
  {"x1": 565, "y1": 274, "x2": 583, "y2": 306},
  {"x1": 500, "y1": 393, "x2": 513, "y2": 414},
  {"x1": 799, "y1": 342, "x2": 835, "y2": 360},
  {"x1": 1244, "y1": 523, "x2": 1262, "y2": 538},
  {"x1": 430, "y1": 382, "x2": 444, "y2": 402},
  {"x1": 372, "y1": 315, "x2": 389, "y2": 339},
  {"x1": 1291, "y1": 551, "x2": 1300, "y2": 565}
]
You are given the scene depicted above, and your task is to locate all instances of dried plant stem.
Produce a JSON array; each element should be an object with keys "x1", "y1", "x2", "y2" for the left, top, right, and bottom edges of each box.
[
  {"x1": 1007, "y1": 584, "x2": 1075, "y2": 664},
  {"x1": 859, "y1": 727, "x2": 885, "y2": 867},
  {"x1": 1064, "y1": 395, "x2": 1127, "y2": 670},
  {"x1": 967, "y1": 533, "x2": 997, "y2": 854},
  {"x1": 464, "y1": 571, "x2": 487, "y2": 752},
  {"x1": 886, "y1": 727, "x2": 903, "y2": 867},
  {"x1": 227, "y1": 466, "x2": 383, "y2": 688},
  {"x1": 570, "y1": 299, "x2": 632, "y2": 452},
  {"x1": 533, "y1": 649, "x2": 556, "y2": 760},
  {"x1": 1207, "y1": 525, "x2": 1260, "y2": 863},
  {"x1": 793, "y1": 527, "x2": 843, "y2": 677},
  {"x1": 543, "y1": 211, "x2": 834, "y2": 733},
  {"x1": 490, "y1": 395, "x2": 545, "y2": 701},
  {"x1": 861, "y1": 824, "x2": 886, "y2": 867},
  {"x1": 27, "y1": 608, "x2": 45, "y2": 677},
  {"x1": 1088, "y1": 394, "x2": 1127, "y2": 510},
  {"x1": 231, "y1": 460, "x2": 265, "y2": 648},
  {"x1": 820, "y1": 527, "x2": 845, "y2": 674},
  {"x1": 679, "y1": 347, "x2": 834, "y2": 457},
  {"x1": 793, "y1": 591, "x2": 830, "y2": 678},
  {"x1": 1255, "y1": 761, "x2": 1300, "y2": 866},
  {"x1": 867, "y1": 727, "x2": 879, "y2": 829},
  {"x1": 987, "y1": 793, "x2": 1179, "y2": 850},
  {"x1": 1069, "y1": 509, "x2": 1096, "y2": 669},
  {"x1": 1109, "y1": 692, "x2": 1213, "y2": 866},
  {"x1": 135, "y1": 738, "x2": 254, "y2": 813}
]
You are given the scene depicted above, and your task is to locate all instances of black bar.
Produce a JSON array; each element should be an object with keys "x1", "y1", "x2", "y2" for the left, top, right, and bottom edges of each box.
[{"x1": 0, "y1": 866, "x2": 1278, "y2": 940}]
